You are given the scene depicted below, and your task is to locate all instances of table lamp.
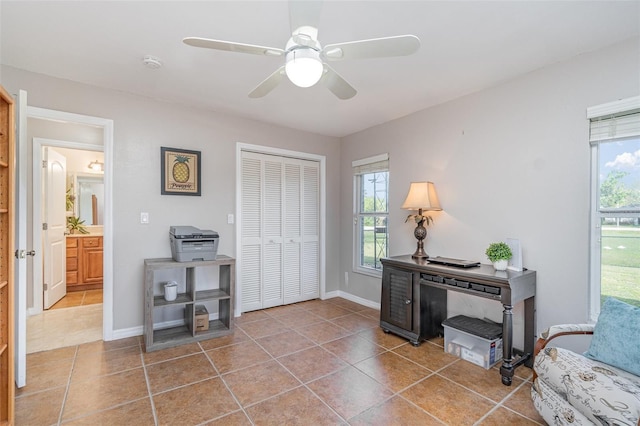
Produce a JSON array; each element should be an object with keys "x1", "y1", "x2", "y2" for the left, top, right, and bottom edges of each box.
[{"x1": 401, "y1": 181, "x2": 442, "y2": 258}]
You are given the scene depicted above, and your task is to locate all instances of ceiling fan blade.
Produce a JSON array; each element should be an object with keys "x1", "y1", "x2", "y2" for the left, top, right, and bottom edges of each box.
[
  {"x1": 248, "y1": 66, "x2": 286, "y2": 98},
  {"x1": 320, "y1": 64, "x2": 357, "y2": 100},
  {"x1": 323, "y1": 35, "x2": 420, "y2": 61},
  {"x1": 289, "y1": 0, "x2": 322, "y2": 36},
  {"x1": 183, "y1": 37, "x2": 284, "y2": 57}
]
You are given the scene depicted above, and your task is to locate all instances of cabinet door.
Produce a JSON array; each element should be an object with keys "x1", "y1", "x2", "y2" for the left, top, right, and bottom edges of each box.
[
  {"x1": 80, "y1": 237, "x2": 103, "y2": 285},
  {"x1": 82, "y1": 248, "x2": 103, "y2": 284},
  {"x1": 381, "y1": 267, "x2": 413, "y2": 330}
]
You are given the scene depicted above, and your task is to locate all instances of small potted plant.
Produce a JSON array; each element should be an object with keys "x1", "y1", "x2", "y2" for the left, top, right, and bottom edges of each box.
[
  {"x1": 67, "y1": 216, "x2": 89, "y2": 234},
  {"x1": 485, "y1": 242, "x2": 512, "y2": 271}
]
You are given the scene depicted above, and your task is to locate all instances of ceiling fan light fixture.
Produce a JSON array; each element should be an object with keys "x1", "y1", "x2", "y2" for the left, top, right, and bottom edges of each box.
[{"x1": 285, "y1": 48, "x2": 323, "y2": 88}]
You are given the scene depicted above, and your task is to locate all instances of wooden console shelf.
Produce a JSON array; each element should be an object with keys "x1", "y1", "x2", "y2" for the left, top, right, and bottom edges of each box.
[{"x1": 143, "y1": 256, "x2": 235, "y2": 352}]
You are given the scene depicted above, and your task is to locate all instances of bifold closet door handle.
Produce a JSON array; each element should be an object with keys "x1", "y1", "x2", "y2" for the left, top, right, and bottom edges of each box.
[{"x1": 405, "y1": 299, "x2": 411, "y2": 305}]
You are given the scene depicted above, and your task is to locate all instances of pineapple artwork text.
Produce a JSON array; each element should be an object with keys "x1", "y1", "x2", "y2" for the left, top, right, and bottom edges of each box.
[{"x1": 163, "y1": 148, "x2": 200, "y2": 195}]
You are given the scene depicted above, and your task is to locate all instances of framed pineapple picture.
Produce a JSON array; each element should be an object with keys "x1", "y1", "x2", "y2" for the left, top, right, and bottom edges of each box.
[{"x1": 161, "y1": 147, "x2": 201, "y2": 196}]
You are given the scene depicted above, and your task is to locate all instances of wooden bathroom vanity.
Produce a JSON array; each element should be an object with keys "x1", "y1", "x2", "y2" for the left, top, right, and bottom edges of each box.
[{"x1": 66, "y1": 235, "x2": 103, "y2": 291}]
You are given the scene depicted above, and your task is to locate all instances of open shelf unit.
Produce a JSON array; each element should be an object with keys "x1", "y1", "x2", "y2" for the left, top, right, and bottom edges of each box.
[{"x1": 143, "y1": 255, "x2": 235, "y2": 352}]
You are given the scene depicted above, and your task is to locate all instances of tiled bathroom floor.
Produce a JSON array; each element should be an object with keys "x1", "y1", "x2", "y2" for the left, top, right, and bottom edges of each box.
[
  {"x1": 15, "y1": 297, "x2": 544, "y2": 425},
  {"x1": 50, "y1": 289, "x2": 103, "y2": 309}
]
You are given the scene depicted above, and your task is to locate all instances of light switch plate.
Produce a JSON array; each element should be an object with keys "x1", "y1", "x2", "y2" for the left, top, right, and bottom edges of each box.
[
  {"x1": 227, "y1": 214, "x2": 234, "y2": 224},
  {"x1": 140, "y1": 212, "x2": 149, "y2": 224}
]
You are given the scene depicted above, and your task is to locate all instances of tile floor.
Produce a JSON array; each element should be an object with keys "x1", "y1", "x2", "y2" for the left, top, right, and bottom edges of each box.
[
  {"x1": 50, "y1": 289, "x2": 103, "y2": 310},
  {"x1": 26, "y1": 289, "x2": 104, "y2": 354},
  {"x1": 15, "y1": 297, "x2": 545, "y2": 425}
]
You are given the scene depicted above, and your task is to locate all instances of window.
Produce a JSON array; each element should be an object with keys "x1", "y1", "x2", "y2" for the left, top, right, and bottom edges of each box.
[
  {"x1": 353, "y1": 154, "x2": 389, "y2": 276},
  {"x1": 588, "y1": 97, "x2": 640, "y2": 320}
]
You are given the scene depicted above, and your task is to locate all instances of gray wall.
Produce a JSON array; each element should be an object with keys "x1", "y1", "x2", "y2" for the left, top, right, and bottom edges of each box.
[
  {"x1": 339, "y1": 38, "x2": 639, "y2": 344},
  {"x1": 2, "y1": 65, "x2": 342, "y2": 332},
  {"x1": 3, "y1": 37, "x2": 638, "y2": 342}
]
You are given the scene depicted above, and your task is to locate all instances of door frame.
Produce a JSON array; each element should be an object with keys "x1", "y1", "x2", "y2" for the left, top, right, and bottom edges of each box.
[
  {"x1": 32, "y1": 138, "x2": 103, "y2": 314},
  {"x1": 27, "y1": 107, "x2": 114, "y2": 341},
  {"x1": 235, "y1": 143, "x2": 326, "y2": 316}
]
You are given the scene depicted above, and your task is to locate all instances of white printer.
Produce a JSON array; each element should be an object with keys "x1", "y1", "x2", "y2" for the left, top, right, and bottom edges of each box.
[{"x1": 169, "y1": 226, "x2": 219, "y2": 262}]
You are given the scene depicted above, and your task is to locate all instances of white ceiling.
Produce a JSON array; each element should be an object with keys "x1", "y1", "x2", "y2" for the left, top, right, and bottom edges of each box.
[{"x1": 1, "y1": 1, "x2": 638, "y2": 137}]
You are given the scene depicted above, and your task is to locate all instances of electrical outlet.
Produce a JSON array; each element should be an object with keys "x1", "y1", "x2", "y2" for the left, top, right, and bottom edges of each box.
[{"x1": 344, "y1": 271, "x2": 349, "y2": 286}]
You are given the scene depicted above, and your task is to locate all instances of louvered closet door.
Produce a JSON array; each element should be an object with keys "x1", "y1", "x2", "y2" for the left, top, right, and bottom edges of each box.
[
  {"x1": 283, "y1": 158, "x2": 319, "y2": 303},
  {"x1": 240, "y1": 152, "x2": 263, "y2": 312},
  {"x1": 240, "y1": 151, "x2": 319, "y2": 312},
  {"x1": 262, "y1": 157, "x2": 283, "y2": 308},
  {"x1": 301, "y1": 160, "x2": 319, "y2": 300},
  {"x1": 283, "y1": 160, "x2": 302, "y2": 303}
]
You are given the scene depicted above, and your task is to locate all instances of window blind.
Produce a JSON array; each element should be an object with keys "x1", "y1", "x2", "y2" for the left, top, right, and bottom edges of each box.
[
  {"x1": 352, "y1": 153, "x2": 389, "y2": 175},
  {"x1": 588, "y1": 96, "x2": 640, "y2": 143}
]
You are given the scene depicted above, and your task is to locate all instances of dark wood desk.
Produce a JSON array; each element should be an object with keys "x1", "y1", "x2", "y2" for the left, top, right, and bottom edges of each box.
[{"x1": 380, "y1": 255, "x2": 536, "y2": 385}]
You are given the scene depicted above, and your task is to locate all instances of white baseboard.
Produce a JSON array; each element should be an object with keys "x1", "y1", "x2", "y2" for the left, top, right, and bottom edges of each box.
[
  {"x1": 110, "y1": 295, "x2": 380, "y2": 342},
  {"x1": 324, "y1": 290, "x2": 381, "y2": 310},
  {"x1": 109, "y1": 314, "x2": 219, "y2": 341},
  {"x1": 323, "y1": 290, "x2": 340, "y2": 300},
  {"x1": 110, "y1": 325, "x2": 143, "y2": 341}
]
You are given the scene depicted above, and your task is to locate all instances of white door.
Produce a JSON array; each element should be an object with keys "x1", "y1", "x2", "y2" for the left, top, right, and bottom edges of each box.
[
  {"x1": 283, "y1": 160, "x2": 302, "y2": 303},
  {"x1": 284, "y1": 158, "x2": 319, "y2": 303},
  {"x1": 240, "y1": 153, "x2": 263, "y2": 312},
  {"x1": 43, "y1": 147, "x2": 67, "y2": 309},
  {"x1": 240, "y1": 151, "x2": 319, "y2": 312},
  {"x1": 14, "y1": 90, "x2": 27, "y2": 387},
  {"x1": 301, "y1": 160, "x2": 320, "y2": 300}
]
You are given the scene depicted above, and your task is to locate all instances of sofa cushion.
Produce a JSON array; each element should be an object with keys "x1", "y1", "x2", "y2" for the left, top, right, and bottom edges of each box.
[
  {"x1": 584, "y1": 297, "x2": 640, "y2": 376},
  {"x1": 532, "y1": 377, "x2": 595, "y2": 425},
  {"x1": 534, "y1": 346, "x2": 640, "y2": 425}
]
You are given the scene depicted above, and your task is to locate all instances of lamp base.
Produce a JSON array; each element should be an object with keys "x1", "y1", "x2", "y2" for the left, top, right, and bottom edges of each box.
[
  {"x1": 411, "y1": 246, "x2": 429, "y2": 259},
  {"x1": 411, "y1": 222, "x2": 429, "y2": 259}
]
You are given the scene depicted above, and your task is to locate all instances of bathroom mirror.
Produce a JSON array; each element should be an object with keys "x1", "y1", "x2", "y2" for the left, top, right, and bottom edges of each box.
[{"x1": 76, "y1": 174, "x2": 104, "y2": 225}]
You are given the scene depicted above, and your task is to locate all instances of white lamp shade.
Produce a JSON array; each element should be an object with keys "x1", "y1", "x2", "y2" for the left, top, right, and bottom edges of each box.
[
  {"x1": 285, "y1": 49, "x2": 324, "y2": 88},
  {"x1": 401, "y1": 181, "x2": 442, "y2": 211}
]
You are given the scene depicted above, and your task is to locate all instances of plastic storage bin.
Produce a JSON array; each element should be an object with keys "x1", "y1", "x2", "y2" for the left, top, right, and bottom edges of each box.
[{"x1": 443, "y1": 315, "x2": 503, "y2": 369}]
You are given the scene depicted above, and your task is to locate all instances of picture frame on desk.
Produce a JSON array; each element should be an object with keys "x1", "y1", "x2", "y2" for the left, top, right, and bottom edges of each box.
[
  {"x1": 161, "y1": 146, "x2": 201, "y2": 196},
  {"x1": 506, "y1": 238, "x2": 523, "y2": 271}
]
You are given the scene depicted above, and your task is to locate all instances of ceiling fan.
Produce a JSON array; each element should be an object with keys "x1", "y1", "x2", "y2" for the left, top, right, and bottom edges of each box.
[{"x1": 183, "y1": 1, "x2": 420, "y2": 100}]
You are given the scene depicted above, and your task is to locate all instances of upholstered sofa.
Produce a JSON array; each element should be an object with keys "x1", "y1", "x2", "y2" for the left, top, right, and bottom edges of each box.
[{"x1": 531, "y1": 298, "x2": 640, "y2": 426}]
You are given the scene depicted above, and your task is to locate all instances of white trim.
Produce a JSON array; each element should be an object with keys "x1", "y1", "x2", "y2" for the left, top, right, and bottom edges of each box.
[
  {"x1": 235, "y1": 143, "x2": 326, "y2": 317},
  {"x1": 351, "y1": 153, "x2": 389, "y2": 168},
  {"x1": 586, "y1": 96, "x2": 640, "y2": 119},
  {"x1": 588, "y1": 143, "x2": 601, "y2": 323},
  {"x1": 352, "y1": 166, "x2": 388, "y2": 277},
  {"x1": 110, "y1": 325, "x2": 143, "y2": 340},
  {"x1": 26, "y1": 108, "x2": 115, "y2": 341},
  {"x1": 334, "y1": 290, "x2": 381, "y2": 310}
]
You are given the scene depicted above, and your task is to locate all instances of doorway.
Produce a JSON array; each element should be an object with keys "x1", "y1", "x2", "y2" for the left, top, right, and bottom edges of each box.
[
  {"x1": 15, "y1": 104, "x2": 113, "y2": 371},
  {"x1": 28, "y1": 143, "x2": 105, "y2": 353}
]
